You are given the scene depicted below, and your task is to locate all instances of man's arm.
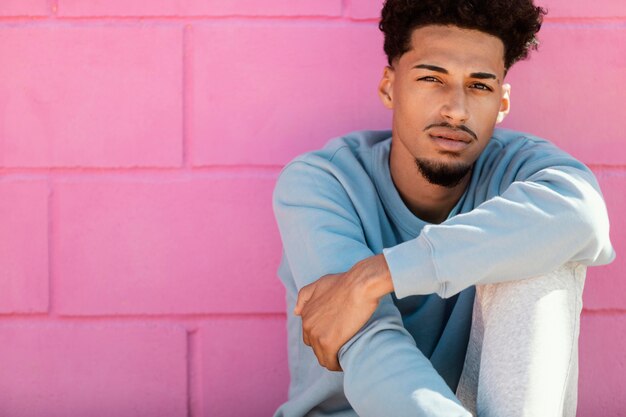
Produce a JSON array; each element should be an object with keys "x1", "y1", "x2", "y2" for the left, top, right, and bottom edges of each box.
[
  {"x1": 385, "y1": 141, "x2": 614, "y2": 299},
  {"x1": 273, "y1": 160, "x2": 472, "y2": 417},
  {"x1": 295, "y1": 138, "x2": 614, "y2": 374},
  {"x1": 293, "y1": 255, "x2": 392, "y2": 371}
]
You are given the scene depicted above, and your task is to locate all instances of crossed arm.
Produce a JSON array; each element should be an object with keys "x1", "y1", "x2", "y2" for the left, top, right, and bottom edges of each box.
[
  {"x1": 274, "y1": 159, "x2": 473, "y2": 415},
  {"x1": 293, "y1": 254, "x2": 392, "y2": 371},
  {"x1": 273, "y1": 142, "x2": 614, "y2": 416}
]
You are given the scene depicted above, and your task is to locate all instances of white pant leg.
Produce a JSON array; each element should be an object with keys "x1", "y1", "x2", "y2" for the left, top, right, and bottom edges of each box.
[{"x1": 456, "y1": 262, "x2": 586, "y2": 417}]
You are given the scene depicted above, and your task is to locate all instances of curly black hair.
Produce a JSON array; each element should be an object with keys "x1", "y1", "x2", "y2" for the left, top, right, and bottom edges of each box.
[{"x1": 379, "y1": 0, "x2": 547, "y2": 70}]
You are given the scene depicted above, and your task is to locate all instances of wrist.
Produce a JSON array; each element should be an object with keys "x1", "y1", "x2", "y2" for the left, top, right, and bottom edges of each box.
[{"x1": 359, "y1": 254, "x2": 394, "y2": 301}]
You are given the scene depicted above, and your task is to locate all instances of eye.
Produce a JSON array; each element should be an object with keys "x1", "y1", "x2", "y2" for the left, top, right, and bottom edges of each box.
[
  {"x1": 418, "y1": 76, "x2": 441, "y2": 83},
  {"x1": 470, "y1": 82, "x2": 493, "y2": 91}
]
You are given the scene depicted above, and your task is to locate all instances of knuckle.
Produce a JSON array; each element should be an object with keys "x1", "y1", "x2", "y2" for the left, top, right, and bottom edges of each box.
[
  {"x1": 317, "y1": 337, "x2": 327, "y2": 349},
  {"x1": 312, "y1": 349, "x2": 325, "y2": 367},
  {"x1": 316, "y1": 356, "x2": 325, "y2": 367},
  {"x1": 318, "y1": 335, "x2": 334, "y2": 351},
  {"x1": 308, "y1": 328, "x2": 320, "y2": 342}
]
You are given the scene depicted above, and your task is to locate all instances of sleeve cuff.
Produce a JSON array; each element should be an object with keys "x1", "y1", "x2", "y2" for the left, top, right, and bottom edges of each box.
[{"x1": 383, "y1": 235, "x2": 440, "y2": 299}]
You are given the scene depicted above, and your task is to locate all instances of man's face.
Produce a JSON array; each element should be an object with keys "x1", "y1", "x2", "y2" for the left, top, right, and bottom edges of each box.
[{"x1": 379, "y1": 25, "x2": 510, "y2": 187}]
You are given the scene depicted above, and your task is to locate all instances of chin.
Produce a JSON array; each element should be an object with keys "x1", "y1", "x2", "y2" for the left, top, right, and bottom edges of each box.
[{"x1": 414, "y1": 157, "x2": 473, "y2": 188}]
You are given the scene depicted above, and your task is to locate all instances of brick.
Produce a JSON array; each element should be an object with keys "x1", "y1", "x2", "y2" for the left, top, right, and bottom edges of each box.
[
  {"x1": 54, "y1": 177, "x2": 284, "y2": 315},
  {"x1": 58, "y1": 0, "x2": 341, "y2": 17},
  {"x1": 579, "y1": 314, "x2": 626, "y2": 417},
  {"x1": 0, "y1": 27, "x2": 182, "y2": 167},
  {"x1": 348, "y1": 0, "x2": 383, "y2": 19},
  {"x1": 199, "y1": 317, "x2": 288, "y2": 417},
  {"x1": 542, "y1": 0, "x2": 626, "y2": 18},
  {"x1": 501, "y1": 25, "x2": 626, "y2": 165},
  {"x1": 0, "y1": 323, "x2": 187, "y2": 417},
  {"x1": 583, "y1": 173, "x2": 625, "y2": 310},
  {"x1": 0, "y1": 0, "x2": 48, "y2": 16},
  {"x1": 0, "y1": 181, "x2": 48, "y2": 314},
  {"x1": 191, "y1": 23, "x2": 390, "y2": 166}
]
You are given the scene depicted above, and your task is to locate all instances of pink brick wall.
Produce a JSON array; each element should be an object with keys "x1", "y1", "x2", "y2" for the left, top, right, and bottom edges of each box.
[{"x1": 0, "y1": 1, "x2": 623, "y2": 416}]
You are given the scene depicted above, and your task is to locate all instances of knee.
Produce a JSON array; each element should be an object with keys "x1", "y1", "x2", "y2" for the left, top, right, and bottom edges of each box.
[{"x1": 477, "y1": 262, "x2": 585, "y2": 309}]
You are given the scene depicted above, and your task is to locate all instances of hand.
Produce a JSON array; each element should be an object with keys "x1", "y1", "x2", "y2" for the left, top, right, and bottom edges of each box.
[{"x1": 294, "y1": 254, "x2": 393, "y2": 371}]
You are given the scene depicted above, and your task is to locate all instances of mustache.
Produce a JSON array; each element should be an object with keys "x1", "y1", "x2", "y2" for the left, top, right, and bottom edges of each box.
[{"x1": 424, "y1": 122, "x2": 478, "y2": 141}]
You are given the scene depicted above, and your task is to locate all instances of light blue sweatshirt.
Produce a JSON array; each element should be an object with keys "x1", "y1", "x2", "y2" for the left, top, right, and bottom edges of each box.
[{"x1": 272, "y1": 129, "x2": 615, "y2": 417}]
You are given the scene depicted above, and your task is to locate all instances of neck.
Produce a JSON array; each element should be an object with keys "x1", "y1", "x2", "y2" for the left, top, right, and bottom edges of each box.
[{"x1": 389, "y1": 143, "x2": 470, "y2": 224}]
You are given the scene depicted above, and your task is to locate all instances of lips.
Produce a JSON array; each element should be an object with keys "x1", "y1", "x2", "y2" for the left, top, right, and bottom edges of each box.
[
  {"x1": 426, "y1": 127, "x2": 474, "y2": 153},
  {"x1": 427, "y1": 127, "x2": 473, "y2": 143}
]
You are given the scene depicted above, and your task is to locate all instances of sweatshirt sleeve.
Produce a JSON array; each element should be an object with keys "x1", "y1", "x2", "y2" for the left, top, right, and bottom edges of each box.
[
  {"x1": 273, "y1": 160, "x2": 471, "y2": 417},
  {"x1": 384, "y1": 137, "x2": 616, "y2": 299}
]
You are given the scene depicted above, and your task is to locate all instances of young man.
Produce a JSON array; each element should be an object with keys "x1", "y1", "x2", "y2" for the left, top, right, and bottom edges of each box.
[{"x1": 273, "y1": 1, "x2": 615, "y2": 416}]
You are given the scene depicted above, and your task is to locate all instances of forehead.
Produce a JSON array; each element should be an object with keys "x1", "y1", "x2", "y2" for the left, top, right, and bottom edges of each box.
[{"x1": 402, "y1": 25, "x2": 505, "y2": 74}]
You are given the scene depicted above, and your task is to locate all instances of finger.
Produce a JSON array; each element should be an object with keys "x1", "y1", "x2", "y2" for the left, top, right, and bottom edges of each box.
[
  {"x1": 311, "y1": 338, "x2": 339, "y2": 372},
  {"x1": 301, "y1": 316, "x2": 312, "y2": 346},
  {"x1": 294, "y1": 284, "x2": 313, "y2": 315},
  {"x1": 319, "y1": 342, "x2": 341, "y2": 372},
  {"x1": 302, "y1": 327, "x2": 311, "y2": 347},
  {"x1": 314, "y1": 350, "x2": 341, "y2": 372},
  {"x1": 326, "y1": 355, "x2": 342, "y2": 372},
  {"x1": 311, "y1": 342, "x2": 326, "y2": 369}
]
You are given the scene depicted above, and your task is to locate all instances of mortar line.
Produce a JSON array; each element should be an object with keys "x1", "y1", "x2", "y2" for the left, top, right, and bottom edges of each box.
[
  {"x1": 187, "y1": 328, "x2": 200, "y2": 417},
  {"x1": 543, "y1": 16, "x2": 626, "y2": 24},
  {"x1": 182, "y1": 24, "x2": 193, "y2": 169},
  {"x1": 0, "y1": 165, "x2": 284, "y2": 176},
  {"x1": 341, "y1": 0, "x2": 350, "y2": 17},
  {"x1": 0, "y1": 312, "x2": 287, "y2": 321},
  {"x1": 46, "y1": 177, "x2": 55, "y2": 316},
  {"x1": 582, "y1": 308, "x2": 626, "y2": 316},
  {"x1": 0, "y1": 15, "x2": 378, "y2": 25},
  {"x1": 50, "y1": 0, "x2": 58, "y2": 17}
]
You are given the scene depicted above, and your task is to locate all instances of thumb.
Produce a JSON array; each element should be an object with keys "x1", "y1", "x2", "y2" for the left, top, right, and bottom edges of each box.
[{"x1": 294, "y1": 284, "x2": 313, "y2": 316}]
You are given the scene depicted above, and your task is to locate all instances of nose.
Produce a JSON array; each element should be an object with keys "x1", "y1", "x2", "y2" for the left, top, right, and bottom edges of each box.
[{"x1": 440, "y1": 87, "x2": 470, "y2": 124}]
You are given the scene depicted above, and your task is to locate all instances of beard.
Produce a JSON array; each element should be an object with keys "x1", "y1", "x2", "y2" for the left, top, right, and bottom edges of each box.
[{"x1": 415, "y1": 157, "x2": 472, "y2": 188}]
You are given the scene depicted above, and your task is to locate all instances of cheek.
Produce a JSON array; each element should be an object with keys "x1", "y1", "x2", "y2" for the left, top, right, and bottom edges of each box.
[
  {"x1": 466, "y1": 101, "x2": 501, "y2": 141},
  {"x1": 394, "y1": 99, "x2": 425, "y2": 127},
  {"x1": 472, "y1": 98, "x2": 502, "y2": 123}
]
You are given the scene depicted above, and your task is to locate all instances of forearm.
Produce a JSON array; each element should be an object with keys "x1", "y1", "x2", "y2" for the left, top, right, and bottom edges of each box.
[
  {"x1": 294, "y1": 260, "x2": 470, "y2": 415},
  {"x1": 293, "y1": 257, "x2": 471, "y2": 415},
  {"x1": 384, "y1": 166, "x2": 614, "y2": 299},
  {"x1": 339, "y1": 297, "x2": 471, "y2": 417}
]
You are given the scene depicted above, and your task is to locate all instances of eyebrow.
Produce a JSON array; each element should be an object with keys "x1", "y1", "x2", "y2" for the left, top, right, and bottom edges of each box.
[
  {"x1": 469, "y1": 72, "x2": 497, "y2": 80},
  {"x1": 413, "y1": 64, "x2": 498, "y2": 81},
  {"x1": 414, "y1": 64, "x2": 448, "y2": 73}
]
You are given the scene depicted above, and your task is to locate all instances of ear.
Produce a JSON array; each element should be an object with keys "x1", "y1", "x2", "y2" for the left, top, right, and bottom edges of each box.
[
  {"x1": 378, "y1": 66, "x2": 395, "y2": 109},
  {"x1": 496, "y1": 83, "x2": 511, "y2": 124}
]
